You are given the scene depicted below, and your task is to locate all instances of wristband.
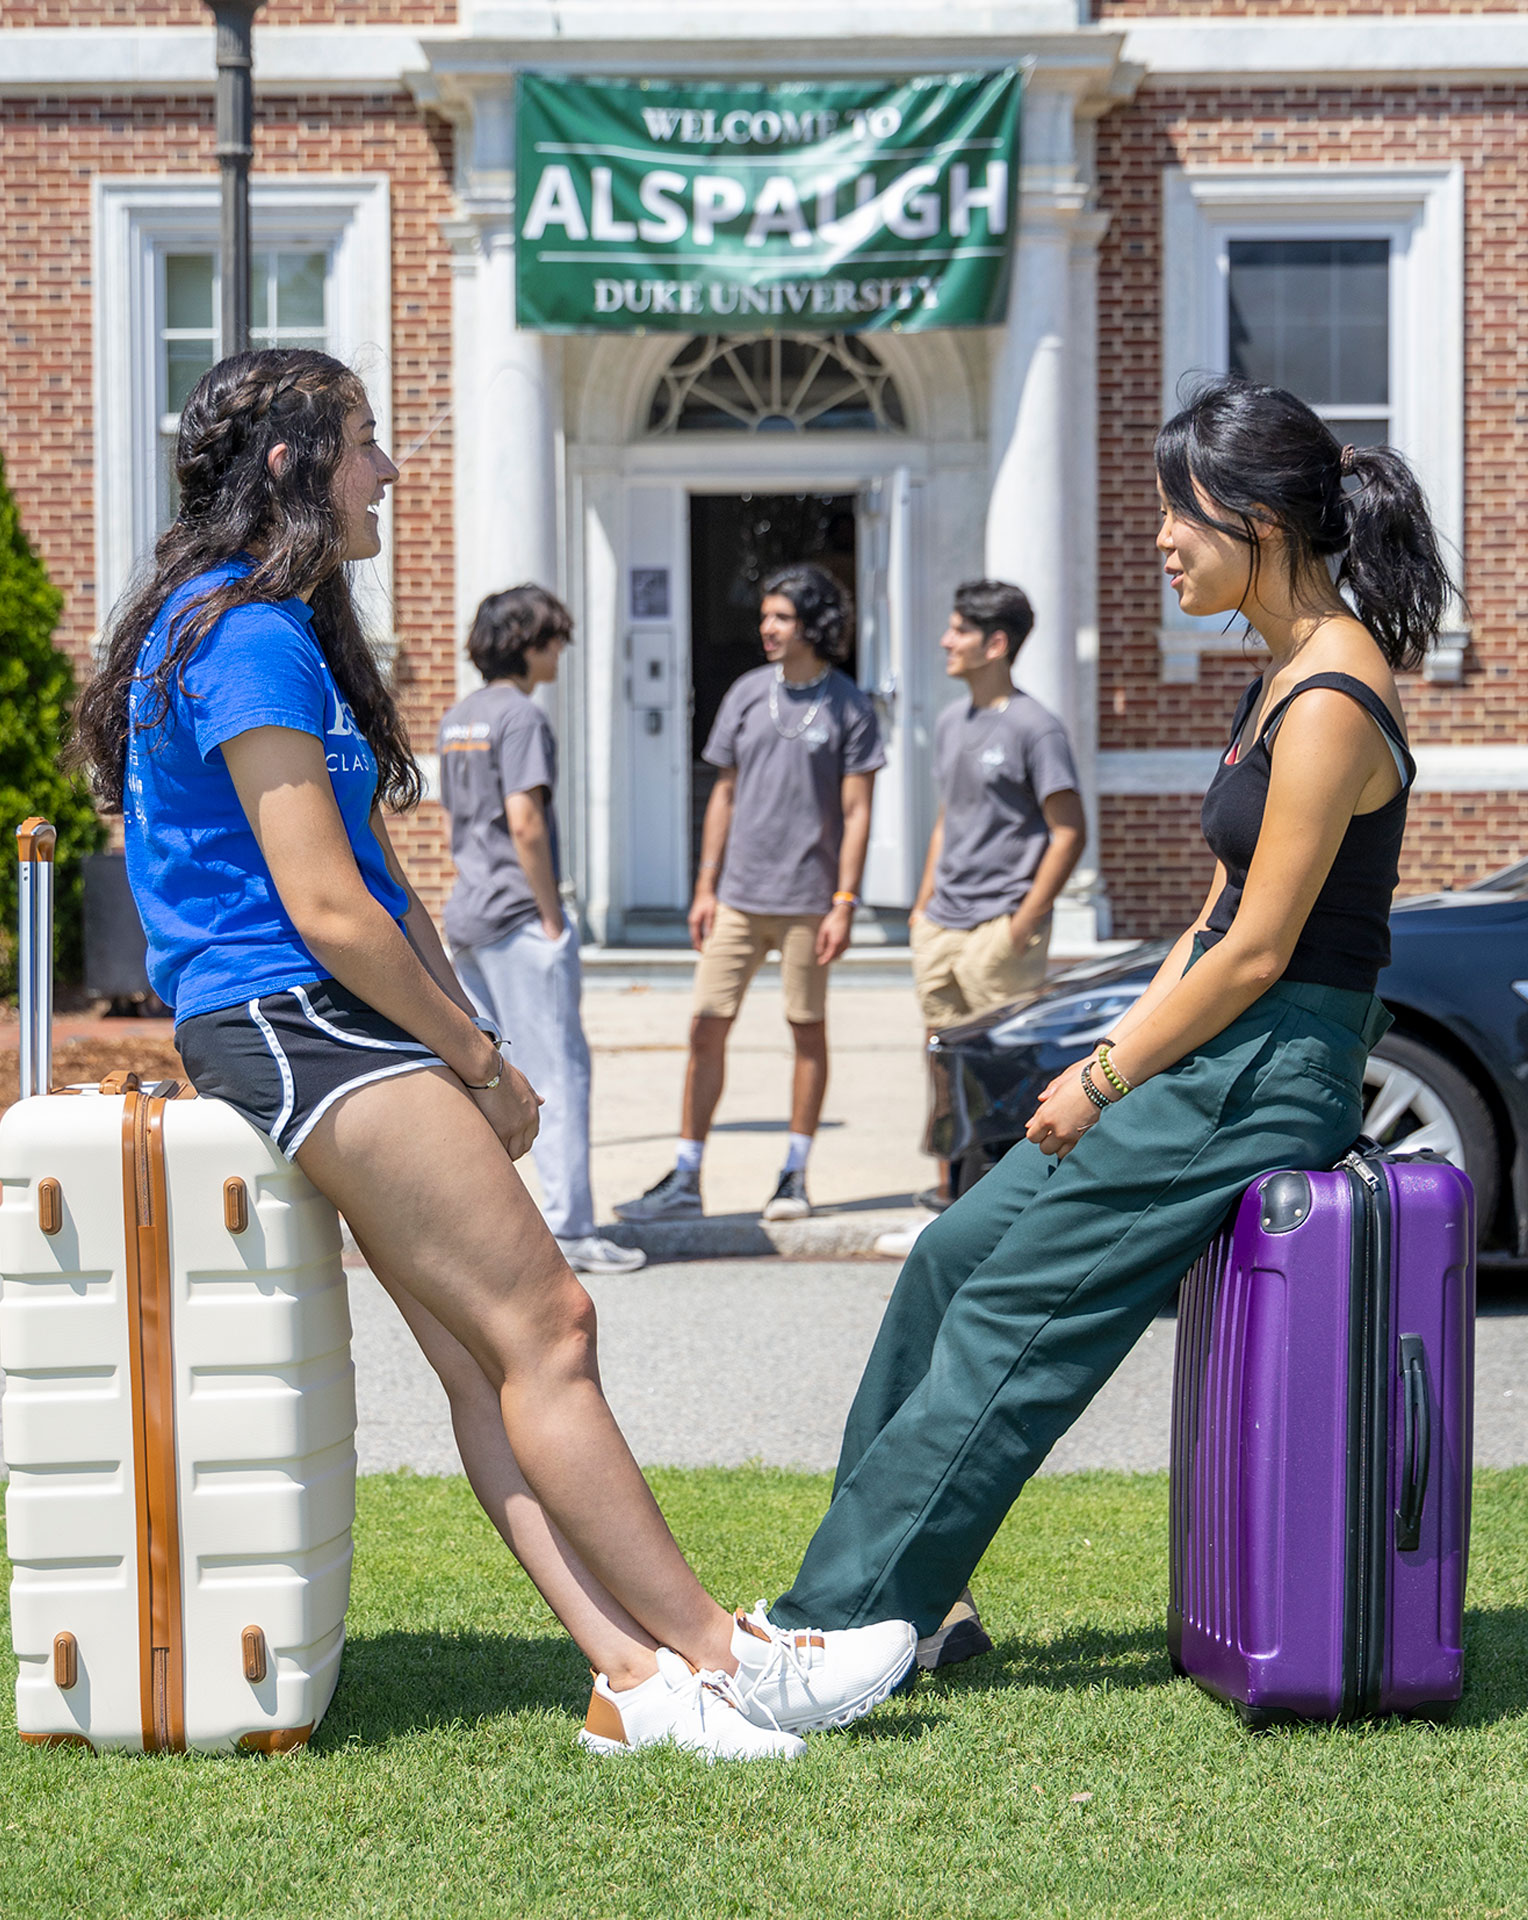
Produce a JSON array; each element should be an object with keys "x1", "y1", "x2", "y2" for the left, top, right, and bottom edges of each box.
[
  {"x1": 832, "y1": 891, "x2": 859, "y2": 907},
  {"x1": 1096, "y1": 1044, "x2": 1133, "y2": 1098},
  {"x1": 1079, "y1": 1063, "x2": 1115, "y2": 1111},
  {"x1": 471, "y1": 1016, "x2": 503, "y2": 1049}
]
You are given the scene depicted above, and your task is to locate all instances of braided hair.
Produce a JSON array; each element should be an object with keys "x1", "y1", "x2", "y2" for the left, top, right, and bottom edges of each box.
[{"x1": 72, "y1": 349, "x2": 422, "y2": 812}]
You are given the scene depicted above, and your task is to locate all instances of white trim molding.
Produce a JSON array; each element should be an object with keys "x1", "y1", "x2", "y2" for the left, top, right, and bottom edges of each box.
[
  {"x1": 0, "y1": 28, "x2": 429, "y2": 95},
  {"x1": 92, "y1": 174, "x2": 392, "y2": 643},
  {"x1": 1122, "y1": 16, "x2": 1528, "y2": 88},
  {"x1": 1159, "y1": 165, "x2": 1466, "y2": 685},
  {"x1": 1100, "y1": 746, "x2": 1528, "y2": 798}
]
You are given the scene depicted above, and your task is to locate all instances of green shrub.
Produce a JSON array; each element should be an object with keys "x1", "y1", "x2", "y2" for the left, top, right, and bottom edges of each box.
[{"x1": 0, "y1": 450, "x2": 105, "y2": 996}]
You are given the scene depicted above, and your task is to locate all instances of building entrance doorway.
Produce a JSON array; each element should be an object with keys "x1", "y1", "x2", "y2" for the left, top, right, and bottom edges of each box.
[{"x1": 686, "y1": 491, "x2": 857, "y2": 882}]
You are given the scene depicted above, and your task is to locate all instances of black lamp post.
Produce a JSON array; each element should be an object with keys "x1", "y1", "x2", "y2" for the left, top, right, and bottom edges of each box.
[{"x1": 208, "y1": 1, "x2": 263, "y2": 355}]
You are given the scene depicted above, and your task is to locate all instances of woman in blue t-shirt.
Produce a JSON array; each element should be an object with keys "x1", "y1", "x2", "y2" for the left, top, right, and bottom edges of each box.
[{"x1": 71, "y1": 349, "x2": 915, "y2": 1761}]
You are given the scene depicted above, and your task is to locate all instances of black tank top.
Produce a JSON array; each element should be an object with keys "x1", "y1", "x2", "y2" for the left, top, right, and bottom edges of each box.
[{"x1": 1199, "y1": 671, "x2": 1415, "y2": 994}]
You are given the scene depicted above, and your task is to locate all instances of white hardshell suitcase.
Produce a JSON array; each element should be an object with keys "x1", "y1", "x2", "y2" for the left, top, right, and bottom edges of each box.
[{"x1": 0, "y1": 820, "x2": 356, "y2": 1753}]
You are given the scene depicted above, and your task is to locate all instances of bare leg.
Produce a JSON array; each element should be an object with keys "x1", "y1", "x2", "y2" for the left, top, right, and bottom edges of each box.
[
  {"x1": 358, "y1": 1242, "x2": 661, "y2": 1689},
  {"x1": 680, "y1": 1013, "x2": 733, "y2": 1142},
  {"x1": 788, "y1": 1019, "x2": 828, "y2": 1137},
  {"x1": 299, "y1": 1066, "x2": 737, "y2": 1675}
]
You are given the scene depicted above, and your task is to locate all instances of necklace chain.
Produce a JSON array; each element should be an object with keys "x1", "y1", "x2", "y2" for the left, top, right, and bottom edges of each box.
[{"x1": 768, "y1": 663, "x2": 831, "y2": 740}]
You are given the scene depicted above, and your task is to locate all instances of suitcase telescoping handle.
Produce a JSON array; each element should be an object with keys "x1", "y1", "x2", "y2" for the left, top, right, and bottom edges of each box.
[
  {"x1": 1396, "y1": 1333, "x2": 1432, "y2": 1553},
  {"x1": 17, "y1": 817, "x2": 56, "y2": 1101}
]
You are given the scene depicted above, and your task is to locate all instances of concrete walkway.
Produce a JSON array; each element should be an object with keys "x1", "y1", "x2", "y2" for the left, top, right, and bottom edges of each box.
[
  {"x1": 349, "y1": 1258, "x2": 1528, "y2": 1477},
  {"x1": 530, "y1": 975, "x2": 939, "y2": 1255}
]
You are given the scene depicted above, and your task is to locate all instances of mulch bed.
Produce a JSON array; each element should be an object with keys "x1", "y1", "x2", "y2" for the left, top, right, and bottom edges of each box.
[{"x1": 0, "y1": 1037, "x2": 187, "y2": 1116}]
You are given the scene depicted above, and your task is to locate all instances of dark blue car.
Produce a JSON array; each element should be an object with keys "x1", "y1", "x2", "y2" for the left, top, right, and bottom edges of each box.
[{"x1": 928, "y1": 857, "x2": 1528, "y2": 1254}]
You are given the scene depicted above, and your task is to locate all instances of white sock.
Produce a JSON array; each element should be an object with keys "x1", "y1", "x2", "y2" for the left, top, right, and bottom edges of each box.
[
  {"x1": 783, "y1": 1132, "x2": 813, "y2": 1174},
  {"x1": 675, "y1": 1138, "x2": 704, "y2": 1175}
]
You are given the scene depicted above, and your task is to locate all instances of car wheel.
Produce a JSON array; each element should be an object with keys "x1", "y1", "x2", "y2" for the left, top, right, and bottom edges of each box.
[{"x1": 1362, "y1": 1033, "x2": 1500, "y2": 1229}]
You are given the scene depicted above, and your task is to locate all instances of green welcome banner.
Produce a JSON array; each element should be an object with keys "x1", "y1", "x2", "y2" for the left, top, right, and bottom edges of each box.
[{"x1": 514, "y1": 69, "x2": 1022, "y2": 334}]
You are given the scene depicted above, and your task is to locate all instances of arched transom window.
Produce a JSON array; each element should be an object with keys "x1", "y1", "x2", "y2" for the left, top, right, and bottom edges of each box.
[{"x1": 646, "y1": 333, "x2": 906, "y2": 435}]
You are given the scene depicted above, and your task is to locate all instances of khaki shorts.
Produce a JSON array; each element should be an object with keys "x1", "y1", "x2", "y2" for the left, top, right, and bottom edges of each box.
[
  {"x1": 693, "y1": 903, "x2": 829, "y2": 1025},
  {"x1": 910, "y1": 910, "x2": 1050, "y2": 1029}
]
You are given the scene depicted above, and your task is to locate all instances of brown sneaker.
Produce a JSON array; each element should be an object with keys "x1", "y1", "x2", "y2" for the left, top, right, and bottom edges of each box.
[{"x1": 915, "y1": 1589, "x2": 994, "y2": 1671}]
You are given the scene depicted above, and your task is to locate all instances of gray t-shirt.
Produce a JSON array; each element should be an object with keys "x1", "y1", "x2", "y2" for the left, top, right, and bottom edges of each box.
[
  {"x1": 926, "y1": 692, "x2": 1079, "y2": 930},
  {"x1": 704, "y1": 665, "x2": 885, "y2": 916},
  {"x1": 438, "y1": 682, "x2": 560, "y2": 950}
]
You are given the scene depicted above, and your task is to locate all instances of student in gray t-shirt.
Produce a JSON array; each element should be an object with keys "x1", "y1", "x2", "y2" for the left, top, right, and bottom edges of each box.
[
  {"x1": 878, "y1": 576, "x2": 1086, "y2": 1672},
  {"x1": 891, "y1": 578, "x2": 1087, "y2": 1212},
  {"x1": 616, "y1": 563, "x2": 884, "y2": 1227},
  {"x1": 439, "y1": 586, "x2": 645, "y2": 1278}
]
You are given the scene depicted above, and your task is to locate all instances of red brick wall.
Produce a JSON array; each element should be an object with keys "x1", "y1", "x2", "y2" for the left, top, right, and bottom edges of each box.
[
  {"x1": 8, "y1": 3, "x2": 454, "y2": 24},
  {"x1": 1095, "y1": 83, "x2": 1528, "y2": 935},
  {"x1": 0, "y1": 90, "x2": 459, "y2": 915},
  {"x1": 1101, "y1": 796, "x2": 1211, "y2": 940},
  {"x1": 1102, "y1": 794, "x2": 1528, "y2": 941}
]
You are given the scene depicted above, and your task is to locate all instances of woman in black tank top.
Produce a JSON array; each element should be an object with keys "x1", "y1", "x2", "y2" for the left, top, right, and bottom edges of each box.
[
  {"x1": 769, "y1": 377, "x2": 1461, "y2": 1648},
  {"x1": 1028, "y1": 375, "x2": 1454, "y2": 1150}
]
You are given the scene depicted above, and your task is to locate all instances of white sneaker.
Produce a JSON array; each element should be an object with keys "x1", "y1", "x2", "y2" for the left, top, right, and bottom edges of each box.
[
  {"x1": 728, "y1": 1604, "x2": 917, "y2": 1734},
  {"x1": 577, "y1": 1647, "x2": 805, "y2": 1762},
  {"x1": 873, "y1": 1214, "x2": 935, "y2": 1259},
  {"x1": 556, "y1": 1234, "x2": 649, "y2": 1275}
]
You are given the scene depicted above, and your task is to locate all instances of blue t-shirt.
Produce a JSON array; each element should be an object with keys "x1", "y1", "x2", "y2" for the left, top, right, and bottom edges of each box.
[{"x1": 124, "y1": 562, "x2": 410, "y2": 1021}]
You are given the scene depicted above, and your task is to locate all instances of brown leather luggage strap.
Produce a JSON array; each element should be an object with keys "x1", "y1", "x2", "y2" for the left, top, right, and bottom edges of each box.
[
  {"x1": 120, "y1": 1094, "x2": 154, "y2": 1751},
  {"x1": 121, "y1": 1092, "x2": 187, "y2": 1753}
]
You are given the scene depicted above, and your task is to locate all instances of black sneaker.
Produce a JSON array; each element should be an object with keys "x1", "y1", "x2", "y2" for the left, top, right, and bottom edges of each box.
[
  {"x1": 915, "y1": 1590, "x2": 994, "y2": 1672},
  {"x1": 761, "y1": 1168, "x2": 811, "y2": 1221},
  {"x1": 613, "y1": 1167, "x2": 703, "y2": 1223},
  {"x1": 916, "y1": 1186, "x2": 953, "y2": 1214}
]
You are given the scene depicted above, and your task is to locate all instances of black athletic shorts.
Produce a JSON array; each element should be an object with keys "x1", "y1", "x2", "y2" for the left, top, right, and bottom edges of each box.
[{"x1": 176, "y1": 978, "x2": 445, "y2": 1159}]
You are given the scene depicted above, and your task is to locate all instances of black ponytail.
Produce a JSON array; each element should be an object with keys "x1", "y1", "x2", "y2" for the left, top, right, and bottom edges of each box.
[{"x1": 1155, "y1": 377, "x2": 1458, "y2": 672}]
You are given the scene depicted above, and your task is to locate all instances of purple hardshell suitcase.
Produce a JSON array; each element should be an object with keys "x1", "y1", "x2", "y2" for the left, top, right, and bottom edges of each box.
[{"x1": 1168, "y1": 1141, "x2": 1474, "y2": 1728}]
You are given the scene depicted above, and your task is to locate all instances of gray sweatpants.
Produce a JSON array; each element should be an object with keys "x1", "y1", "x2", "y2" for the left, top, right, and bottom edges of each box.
[{"x1": 451, "y1": 910, "x2": 595, "y2": 1241}]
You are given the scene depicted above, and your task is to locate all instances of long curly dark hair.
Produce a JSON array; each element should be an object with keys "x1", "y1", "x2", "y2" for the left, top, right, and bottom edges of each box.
[
  {"x1": 71, "y1": 349, "x2": 422, "y2": 813},
  {"x1": 762, "y1": 562, "x2": 853, "y2": 665}
]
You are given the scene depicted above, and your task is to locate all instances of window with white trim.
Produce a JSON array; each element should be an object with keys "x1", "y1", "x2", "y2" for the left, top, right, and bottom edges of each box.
[
  {"x1": 157, "y1": 248, "x2": 331, "y2": 523},
  {"x1": 1159, "y1": 169, "x2": 1464, "y2": 682},
  {"x1": 94, "y1": 177, "x2": 391, "y2": 642}
]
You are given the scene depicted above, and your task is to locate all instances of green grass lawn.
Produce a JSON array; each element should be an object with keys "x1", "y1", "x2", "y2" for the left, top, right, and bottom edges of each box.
[{"x1": 1, "y1": 1468, "x2": 1527, "y2": 1918}]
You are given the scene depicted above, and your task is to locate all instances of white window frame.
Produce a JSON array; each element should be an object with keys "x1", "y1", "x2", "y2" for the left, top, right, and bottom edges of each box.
[
  {"x1": 93, "y1": 175, "x2": 392, "y2": 648},
  {"x1": 1160, "y1": 166, "x2": 1465, "y2": 683}
]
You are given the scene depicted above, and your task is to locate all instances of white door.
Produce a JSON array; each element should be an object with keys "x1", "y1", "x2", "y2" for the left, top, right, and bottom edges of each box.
[
  {"x1": 857, "y1": 465, "x2": 918, "y2": 906},
  {"x1": 623, "y1": 484, "x2": 690, "y2": 910}
]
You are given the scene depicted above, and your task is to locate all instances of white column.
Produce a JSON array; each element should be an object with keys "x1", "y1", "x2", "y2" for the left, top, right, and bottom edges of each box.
[
  {"x1": 985, "y1": 83, "x2": 1111, "y2": 947},
  {"x1": 986, "y1": 210, "x2": 1076, "y2": 732},
  {"x1": 443, "y1": 88, "x2": 563, "y2": 697}
]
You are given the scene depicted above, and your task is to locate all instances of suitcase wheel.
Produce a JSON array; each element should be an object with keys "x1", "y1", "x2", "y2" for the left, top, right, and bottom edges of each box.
[
  {"x1": 1401, "y1": 1699, "x2": 1460, "y2": 1726},
  {"x1": 1234, "y1": 1701, "x2": 1299, "y2": 1734}
]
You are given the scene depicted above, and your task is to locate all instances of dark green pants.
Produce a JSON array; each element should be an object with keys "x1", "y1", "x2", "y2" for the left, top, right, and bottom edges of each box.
[{"x1": 771, "y1": 971, "x2": 1391, "y2": 1637}]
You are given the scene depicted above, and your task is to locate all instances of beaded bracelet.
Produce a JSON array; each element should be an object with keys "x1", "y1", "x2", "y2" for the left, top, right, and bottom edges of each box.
[
  {"x1": 1096, "y1": 1044, "x2": 1133, "y2": 1099},
  {"x1": 1079, "y1": 1063, "x2": 1114, "y2": 1111}
]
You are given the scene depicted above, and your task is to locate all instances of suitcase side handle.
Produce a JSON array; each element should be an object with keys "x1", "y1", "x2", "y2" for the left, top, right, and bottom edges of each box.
[
  {"x1": 1396, "y1": 1334, "x2": 1431, "y2": 1553},
  {"x1": 16, "y1": 817, "x2": 56, "y2": 1100}
]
